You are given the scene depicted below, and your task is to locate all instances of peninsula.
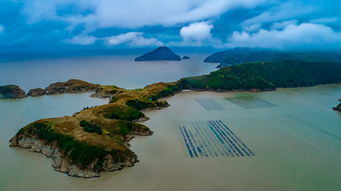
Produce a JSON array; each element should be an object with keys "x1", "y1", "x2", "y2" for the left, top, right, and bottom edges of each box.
[
  {"x1": 10, "y1": 82, "x2": 180, "y2": 178},
  {"x1": 134, "y1": 46, "x2": 181, "y2": 61}
]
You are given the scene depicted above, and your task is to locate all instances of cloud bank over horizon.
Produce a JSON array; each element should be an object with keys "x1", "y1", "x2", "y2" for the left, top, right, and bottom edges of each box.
[{"x1": 0, "y1": 0, "x2": 341, "y2": 52}]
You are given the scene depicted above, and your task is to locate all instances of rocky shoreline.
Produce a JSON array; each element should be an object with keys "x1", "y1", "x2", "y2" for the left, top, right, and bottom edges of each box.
[
  {"x1": 10, "y1": 136, "x2": 138, "y2": 178},
  {"x1": 333, "y1": 99, "x2": 341, "y2": 112},
  {"x1": 28, "y1": 79, "x2": 100, "y2": 97},
  {"x1": 1, "y1": 79, "x2": 120, "y2": 99}
]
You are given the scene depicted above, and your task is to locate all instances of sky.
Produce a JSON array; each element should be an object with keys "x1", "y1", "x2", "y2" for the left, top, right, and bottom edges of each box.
[{"x1": 0, "y1": 0, "x2": 341, "y2": 53}]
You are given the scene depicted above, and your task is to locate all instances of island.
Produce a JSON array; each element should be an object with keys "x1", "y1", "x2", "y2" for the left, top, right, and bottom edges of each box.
[
  {"x1": 134, "y1": 46, "x2": 181, "y2": 61},
  {"x1": 27, "y1": 79, "x2": 100, "y2": 97},
  {"x1": 333, "y1": 99, "x2": 341, "y2": 112},
  {"x1": 9, "y1": 60, "x2": 341, "y2": 178},
  {"x1": 10, "y1": 82, "x2": 180, "y2": 178},
  {"x1": 182, "y1": 56, "x2": 190, "y2": 60},
  {"x1": 204, "y1": 48, "x2": 341, "y2": 68},
  {"x1": 0, "y1": 85, "x2": 26, "y2": 99},
  {"x1": 178, "y1": 60, "x2": 341, "y2": 91},
  {"x1": 3, "y1": 79, "x2": 144, "y2": 100}
]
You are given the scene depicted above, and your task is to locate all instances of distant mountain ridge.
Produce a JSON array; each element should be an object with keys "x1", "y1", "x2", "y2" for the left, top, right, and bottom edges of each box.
[
  {"x1": 135, "y1": 46, "x2": 181, "y2": 61},
  {"x1": 204, "y1": 48, "x2": 341, "y2": 68}
]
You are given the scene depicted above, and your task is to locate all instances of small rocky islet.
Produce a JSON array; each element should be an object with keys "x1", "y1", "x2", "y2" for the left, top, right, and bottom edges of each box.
[
  {"x1": 27, "y1": 79, "x2": 100, "y2": 97},
  {"x1": 333, "y1": 99, "x2": 341, "y2": 112},
  {"x1": 0, "y1": 85, "x2": 26, "y2": 99},
  {"x1": 7, "y1": 60, "x2": 341, "y2": 178}
]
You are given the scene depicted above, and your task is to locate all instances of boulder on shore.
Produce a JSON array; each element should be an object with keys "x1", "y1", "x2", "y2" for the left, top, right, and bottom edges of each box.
[
  {"x1": 333, "y1": 99, "x2": 341, "y2": 112},
  {"x1": 28, "y1": 88, "x2": 47, "y2": 97}
]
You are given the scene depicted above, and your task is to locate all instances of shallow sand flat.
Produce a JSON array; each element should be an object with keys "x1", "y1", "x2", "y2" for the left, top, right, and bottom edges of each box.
[{"x1": 1, "y1": 84, "x2": 341, "y2": 191}]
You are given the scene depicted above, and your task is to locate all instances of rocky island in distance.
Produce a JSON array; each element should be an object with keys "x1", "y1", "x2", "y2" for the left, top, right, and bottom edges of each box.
[{"x1": 134, "y1": 46, "x2": 181, "y2": 61}]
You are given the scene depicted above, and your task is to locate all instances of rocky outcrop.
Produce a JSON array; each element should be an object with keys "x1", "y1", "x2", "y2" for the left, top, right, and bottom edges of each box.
[
  {"x1": 333, "y1": 99, "x2": 341, "y2": 112},
  {"x1": 90, "y1": 86, "x2": 121, "y2": 98},
  {"x1": 0, "y1": 85, "x2": 26, "y2": 99},
  {"x1": 10, "y1": 136, "x2": 137, "y2": 178},
  {"x1": 45, "y1": 79, "x2": 100, "y2": 95},
  {"x1": 27, "y1": 88, "x2": 47, "y2": 97},
  {"x1": 27, "y1": 79, "x2": 100, "y2": 97},
  {"x1": 135, "y1": 46, "x2": 181, "y2": 61},
  {"x1": 182, "y1": 56, "x2": 190, "y2": 60}
]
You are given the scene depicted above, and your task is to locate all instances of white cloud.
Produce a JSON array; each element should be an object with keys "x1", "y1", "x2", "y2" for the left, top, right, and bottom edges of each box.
[
  {"x1": 176, "y1": 22, "x2": 225, "y2": 47},
  {"x1": 180, "y1": 22, "x2": 213, "y2": 43},
  {"x1": 106, "y1": 32, "x2": 163, "y2": 47},
  {"x1": 66, "y1": 35, "x2": 97, "y2": 45},
  {"x1": 0, "y1": 25, "x2": 4, "y2": 33},
  {"x1": 227, "y1": 23, "x2": 341, "y2": 49},
  {"x1": 22, "y1": 0, "x2": 266, "y2": 29}
]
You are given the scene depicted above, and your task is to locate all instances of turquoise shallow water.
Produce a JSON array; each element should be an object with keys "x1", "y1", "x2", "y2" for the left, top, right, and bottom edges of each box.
[{"x1": 0, "y1": 55, "x2": 341, "y2": 191}]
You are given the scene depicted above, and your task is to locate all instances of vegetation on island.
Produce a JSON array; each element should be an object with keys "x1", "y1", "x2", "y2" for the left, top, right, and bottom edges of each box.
[
  {"x1": 17, "y1": 121, "x2": 130, "y2": 170},
  {"x1": 178, "y1": 60, "x2": 341, "y2": 91},
  {"x1": 204, "y1": 48, "x2": 341, "y2": 68},
  {"x1": 80, "y1": 120, "x2": 102, "y2": 134}
]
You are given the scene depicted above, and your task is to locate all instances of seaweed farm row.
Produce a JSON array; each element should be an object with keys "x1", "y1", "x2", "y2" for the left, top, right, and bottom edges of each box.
[
  {"x1": 225, "y1": 96, "x2": 276, "y2": 109},
  {"x1": 178, "y1": 120, "x2": 254, "y2": 158},
  {"x1": 195, "y1": 98, "x2": 225, "y2": 111}
]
